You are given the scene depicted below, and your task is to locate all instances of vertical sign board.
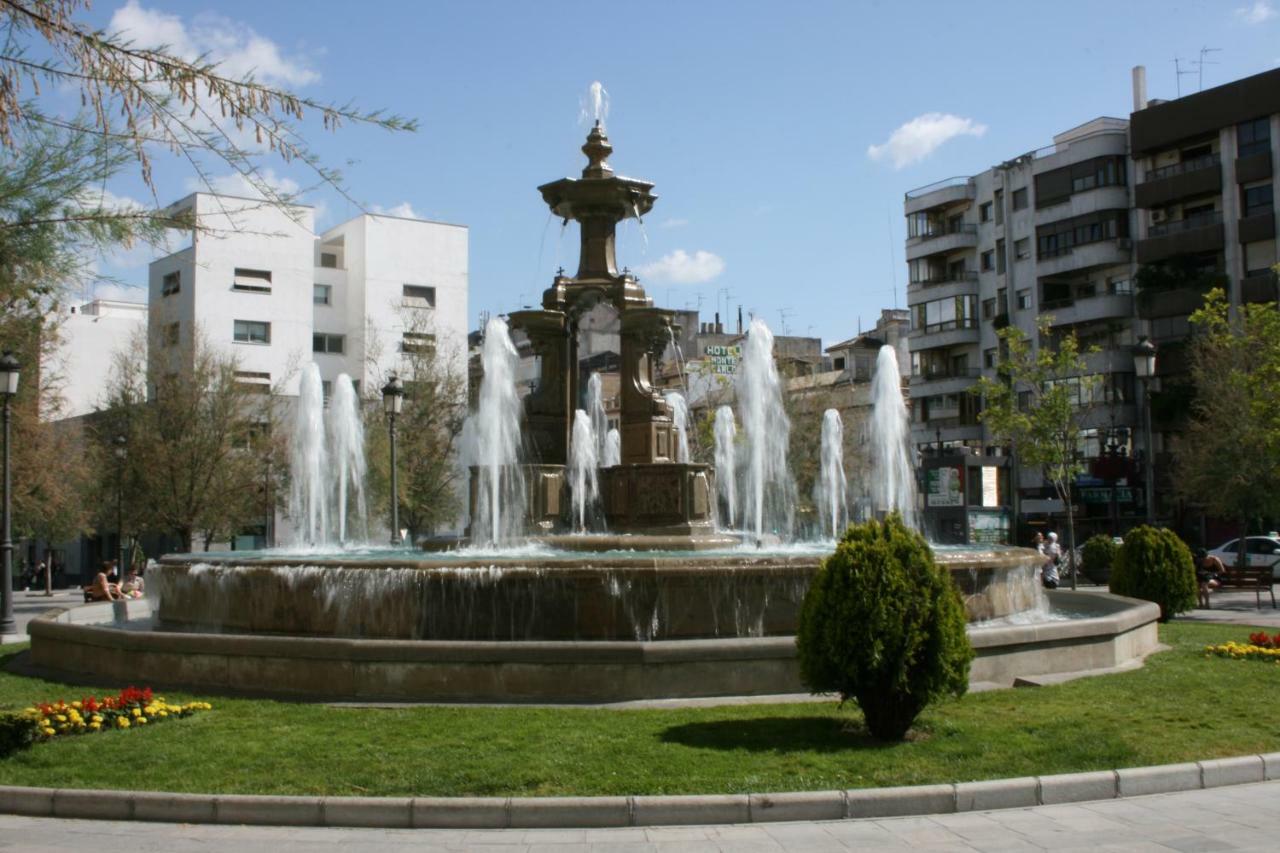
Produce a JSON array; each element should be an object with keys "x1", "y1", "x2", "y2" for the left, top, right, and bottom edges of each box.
[
  {"x1": 981, "y1": 466, "x2": 1000, "y2": 508},
  {"x1": 926, "y1": 466, "x2": 964, "y2": 507}
]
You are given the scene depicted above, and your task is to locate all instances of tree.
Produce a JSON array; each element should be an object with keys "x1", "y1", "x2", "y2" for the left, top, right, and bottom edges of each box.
[
  {"x1": 364, "y1": 313, "x2": 468, "y2": 541},
  {"x1": 973, "y1": 316, "x2": 1097, "y2": 586},
  {"x1": 1175, "y1": 287, "x2": 1280, "y2": 567},
  {"x1": 0, "y1": 0, "x2": 414, "y2": 209},
  {"x1": 94, "y1": 328, "x2": 284, "y2": 552}
]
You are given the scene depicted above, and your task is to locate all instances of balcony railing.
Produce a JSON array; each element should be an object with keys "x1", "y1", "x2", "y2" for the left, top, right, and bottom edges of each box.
[
  {"x1": 909, "y1": 271, "x2": 979, "y2": 287},
  {"x1": 912, "y1": 367, "x2": 983, "y2": 380},
  {"x1": 1142, "y1": 153, "x2": 1220, "y2": 183},
  {"x1": 913, "y1": 223, "x2": 977, "y2": 242},
  {"x1": 918, "y1": 318, "x2": 979, "y2": 335},
  {"x1": 1147, "y1": 210, "x2": 1223, "y2": 239},
  {"x1": 905, "y1": 176, "x2": 973, "y2": 200}
]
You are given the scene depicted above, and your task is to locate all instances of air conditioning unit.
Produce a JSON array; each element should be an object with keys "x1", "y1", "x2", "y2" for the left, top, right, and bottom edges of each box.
[{"x1": 1151, "y1": 209, "x2": 1168, "y2": 224}]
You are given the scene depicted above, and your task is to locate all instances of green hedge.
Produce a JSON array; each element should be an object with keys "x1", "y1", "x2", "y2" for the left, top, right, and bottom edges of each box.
[
  {"x1": 1081, "y1": 534, "x2": 1120, "y2": 583},
  {"x1": 796, "y1": 513, "x2": 973, "y2": 741},
  {"x1": 0, "y1": 711, "x2": 35, "y2": 759},
  {"x1": 1109, "y1": 525, "x2": 1197, "y2": 621}
]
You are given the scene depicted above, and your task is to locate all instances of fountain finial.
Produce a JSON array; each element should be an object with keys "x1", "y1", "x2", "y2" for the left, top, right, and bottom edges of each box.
[{"x1": 582, "y1": 123, "x2": 614, "y2": 179}]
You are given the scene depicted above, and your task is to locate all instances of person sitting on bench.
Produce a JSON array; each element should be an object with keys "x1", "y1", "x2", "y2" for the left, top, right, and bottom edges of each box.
[
  {"x1": 83, "y1": 561, "x2": 124, "y2": 602},
  {"x1": 1196, "y1": 550, "x2": 1225, "y2": 608}
]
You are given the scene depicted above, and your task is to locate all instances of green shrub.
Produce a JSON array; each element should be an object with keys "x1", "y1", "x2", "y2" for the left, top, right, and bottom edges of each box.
[
  {"x1": 1109, "y1": 525, "x2": 1197, "y2": 621},
  {"x1": 1081, "y1": 534, "x2": 1120, "y2": 583},
  {"x1": 796, "y1": 513, "x2": 973, "y2": 741},
  {"x1": 0, "y1": 711, "x2": 36, "y2": 759}
]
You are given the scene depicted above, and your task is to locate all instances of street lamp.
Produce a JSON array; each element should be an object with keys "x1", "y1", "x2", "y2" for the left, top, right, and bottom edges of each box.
[
  {"x1": 1132, "y1": 337, "x2": 1158, "y2": 525},
  {"x1": 113, "y1": 434, "x2": 127, "y2": 577},
  {"x1": 381, "y1": 374, "x2": 404, "y2": 546},
  {"x1": 0, "y1": 352, "x2": 19, "y2": 636}
]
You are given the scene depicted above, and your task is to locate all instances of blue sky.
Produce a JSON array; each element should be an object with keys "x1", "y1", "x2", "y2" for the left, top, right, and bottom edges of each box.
[{"x1": 80, "y1": 0, "x2": 1280, "y2": 345}]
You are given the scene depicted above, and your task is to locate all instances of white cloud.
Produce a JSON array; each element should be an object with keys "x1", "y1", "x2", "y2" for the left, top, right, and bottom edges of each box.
[
  {"x1": 1236, "y1": 1, "x2": 1276, "y2": 24},
  {"x1": 658, "y1": 217, "x2": 689, "y2": 229},
  {"x1": 109, "y1": 1, "x2": 318, "y2": 87},
  {"x1": 371, "y1": 202, "x2": 421, "y2": 219},
  {"x1": 91, "y1": 280, "x2": 149, "y2": 302},
  {"x1": 867, "y1": 113, "x2": 988, "y2": 169},
  {"x1": 635, "y1": 249, "x2": 725, "y2": 285},
  {"x1": 186, "y1": 169, "x2": 302, "y2": 199}
]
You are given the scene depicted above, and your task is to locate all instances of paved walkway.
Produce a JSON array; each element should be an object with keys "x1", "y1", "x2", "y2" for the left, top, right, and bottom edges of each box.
[
  {"x1": 1, "y1": 782, "x2": 1277, "y2": 851},
  {"x1": 1, "y1": 588, "x2": 82, "y2": 644}
]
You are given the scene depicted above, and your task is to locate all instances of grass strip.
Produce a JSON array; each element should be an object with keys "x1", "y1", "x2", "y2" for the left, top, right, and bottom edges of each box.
[{"x1": 1, "y1": 621, "x2": 1276, "y2": 797}]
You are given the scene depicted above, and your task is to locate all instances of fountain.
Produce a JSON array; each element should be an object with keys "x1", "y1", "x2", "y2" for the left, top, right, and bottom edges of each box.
[
  {"x1": 27, "y1": 114, "x2": 1160, "y2": 705},
  {"x1": 814, "y1": 409, "x2": 847, "y2": 540},
  {"x1": 329, "y1": 374, "x2": 368, "y2": 543},
  {"x1": 713, "y1": 406, "x2": 737, "y2": 529},
  {"x1": 663, "y1": 390, "x2": 690, "y2": 463},
  {"x1": 869, "y1": 344, "x2": 917, "y2": 529},
  {"x1": 289, "y1": 364, "x2": 368, "y2": 544}
]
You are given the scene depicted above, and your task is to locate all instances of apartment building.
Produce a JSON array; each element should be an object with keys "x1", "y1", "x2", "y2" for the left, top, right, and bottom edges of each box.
[
  {"x1": 1128, "y1": 67, "x2": 1280, "y2": 531},
  {"x1": 51, "y1": 299, "x2": 148, "y2": 418},
  {"x1": 148, "y1": 193, "x2": 469, "y2": 400},
  {"x1": 905, "y1": 116, "x2": 1140, "y2": 541}
]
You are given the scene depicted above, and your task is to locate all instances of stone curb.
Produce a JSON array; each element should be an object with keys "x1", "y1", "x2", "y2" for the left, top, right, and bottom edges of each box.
[{"x1": 2, "y1": 754, "x2": 1278, "y2": 829}]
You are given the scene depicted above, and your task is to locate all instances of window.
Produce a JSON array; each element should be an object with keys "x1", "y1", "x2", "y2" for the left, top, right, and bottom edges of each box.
[
  {"x1": 982, "y1": 297, "x2": 996, "y2": 319},
  {"x1": 313, "y1": 284, "x2": 332, "y2": 306},
  {"x1": 234, "y1": 371, "x2": 271, "y2": 395},
  {"x1": 1107, "y1": 276, "x2": 1132, "y2": 295},
  {"x1": 319, "y1": 252, "x2": 338, "y2": 269},
  {"x1": 996, "y1": 238, "x2": 1006, "y2": 274},
  {"x1": 1014, "y1": 238, "x2": 1030, "y2": 260},
  {"x1": 1238, "y1": 117, "x2": 1271, "y2": 158},
  {"x1": 1243, "y1": 183, "x2": 1274, "y2": 217},
  {"x1": 994, "y1": 189, "x2": 1004, "y2": 225},
  {"x1": 233, "y1": 320, "x2": 271, "y2": 344},
  {"x1": 979, "y1": 202, "x2": 992, "y2": 222},
  {"x1": 321, "y1": 380, "x2": 332, "y2": 400},
  {"x1": 980, "y1": 250, "x2": 995, "y2": 271},
  {"x1": 313, "y1": 333, "x2": 345, "y2": 355},
  {"x1": 1244, "y1": 239, "x2": 1277, "y2": 277},
  {"x1": 1017, "y1": 289, "x2": 1032, "y2": 310},
  {"x1": 232, "y1": 268, "x2": 272, "y2": 294},
  {"x1": 983, "y1": 347, "x2": 997, "y2": 368},
  {"x1": 403, "y1": 284, "x2": 436, "y2": 307},
  {"x1": 1012, "y1": 187, "x2": 1028, "y2": 210},
  {"x1": 163, "y1": 322, "x2": 179, "y2": 347},
  {"x1": 833, "y1": 357, "x2": 846, "y2": 371},
  {"x1": 1036, "y1": 210, "x2": 1128, "y2": 258},
  {"x1": 911, "y1": 295, "x2": 978, "y2": 334},
  {"x1": 401, "y1": 331, "x2": 436, "y2": 353},
  {"x1": 161, "y1": 271, "x2": 180, "y2": 297}
]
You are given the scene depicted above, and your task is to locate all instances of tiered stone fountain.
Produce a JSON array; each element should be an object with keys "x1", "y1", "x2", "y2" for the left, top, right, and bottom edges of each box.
[{"x1": 24, "y1": 125, "x2": 1160, "y2": 703}]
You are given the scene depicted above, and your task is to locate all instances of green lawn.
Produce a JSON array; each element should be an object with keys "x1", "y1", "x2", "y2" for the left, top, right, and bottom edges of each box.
[{"x1": 1, "y1": 621, "x2": 1276, "y2": 797}]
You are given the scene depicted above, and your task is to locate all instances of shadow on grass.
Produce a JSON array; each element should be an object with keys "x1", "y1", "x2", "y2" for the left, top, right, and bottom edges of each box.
[{"x1": 660, "y1": 716, "x2": 899, "y2": 753}]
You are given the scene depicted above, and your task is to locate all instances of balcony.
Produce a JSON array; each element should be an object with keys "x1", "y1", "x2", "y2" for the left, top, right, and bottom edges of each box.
[
  {"x1": 1237, "y1": 210, "x2": 1275, "y2": 245},
  {"x1": 908, "y1": 318, "x2": 980, "y2": 348},
  {"x1": 904, "y1": 177, "x2": 976, "y2": 214},
  {"x1": 1242, "y1": 272, "x2": 1278, "y2": 304},
  {"x1": 906, "y1": 223, "x2": 978, "y2": 261},
  {"x1": 1036, "y1": 239, "x2": 1132, "y2": 277},
  {"x1": 910, "y1": 366, "x2": 983, "y2": 397},
  {"x1": 908, "y1": 270, "x2": 979, "y2": 288},
  {"x1": 1040, "y1": 292, "x2": 1135, "y2": 326},
  {"x1": 1236, "y1": 150, "x2": 1273, "y2": 185},
  {"x1": 1137, "y1": 286, "x2": 1213, "y2": 319},
  {"x1": 1135, "y1": 154, "x2": 1221, "y2": 209},
  {"x1": 1137, "y1": 212, "x2": 1224, "y2": 265},
  {"x1": 907, "y1": 275, "x2": 979, "y2": 305}
]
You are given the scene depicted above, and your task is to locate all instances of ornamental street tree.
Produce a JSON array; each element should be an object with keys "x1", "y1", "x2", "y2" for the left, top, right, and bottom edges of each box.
[
  {"x1": 972, "y1": 316, "x2": 1097, "y2": 585},
  {"x1": 1175, "y1": 287, "x2": 1280, "y2": 567}
]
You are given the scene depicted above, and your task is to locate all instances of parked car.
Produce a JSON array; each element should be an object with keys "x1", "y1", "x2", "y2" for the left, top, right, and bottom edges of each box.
[{"x1": 1207, "y1": 535, "x2": 1280, "y2": 579}]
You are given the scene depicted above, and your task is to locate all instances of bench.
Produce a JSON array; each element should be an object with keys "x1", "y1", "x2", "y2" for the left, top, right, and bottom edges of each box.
[{"x1": 1214, "y1": 567, "x2": 1276, "y2": 609}]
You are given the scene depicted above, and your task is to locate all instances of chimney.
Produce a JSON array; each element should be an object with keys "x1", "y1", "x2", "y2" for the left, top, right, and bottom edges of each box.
[
  {"x1": 737, "y1": 305, "x2": 743, "y2": 334},
  {"x1": 1132, "y1": 65, "x2": 1147, "y2": 112},
  {"x1": 714, "y1": 312, "x2": 722, "y2": 334}
]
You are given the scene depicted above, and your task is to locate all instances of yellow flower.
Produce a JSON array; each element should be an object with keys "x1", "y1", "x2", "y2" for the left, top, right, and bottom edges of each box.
[
  {"x1": 136, "y1": 717, "x2": 147, "y2": 725},
  {"x1": 54, "y1": 714, "x2": 66, "y2": 723},
  {"x1": 131, "y1": 707, "x2": 141, "y2": 717},
  {"x1": 41, "y1": 727, "x2": 55, "y2": 736},
  {"x1": 89, "y1": 721, "x2": 101, "y2": 730},
  {"x1": 116, "y1": 718, "x2": 130, "y2": 729}
]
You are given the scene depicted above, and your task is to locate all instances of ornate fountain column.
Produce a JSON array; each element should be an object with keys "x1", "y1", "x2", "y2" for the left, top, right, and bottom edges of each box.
[{"x1": 618, "y1": 307, "x2": 677, "y2": 464}]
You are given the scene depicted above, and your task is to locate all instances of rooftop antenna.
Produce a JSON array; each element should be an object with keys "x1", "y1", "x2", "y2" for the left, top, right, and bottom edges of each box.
[
  {"x1": 1196, "y1": 47, "x2": 1221, "y2": 92},
  {"x1": 1172, "y1": 56, "x2": 1195, "y2": 98},
  {"x1": 778, "y1": 307, "x2": 794, "y2": 336}
]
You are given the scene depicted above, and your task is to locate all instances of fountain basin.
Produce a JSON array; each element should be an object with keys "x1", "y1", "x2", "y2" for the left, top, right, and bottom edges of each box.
[
  {"x1": 25, "y1": 590, "x2": 1159, "y2": 702},
  {"x1": 147, "y1": 546, "x2": 1046, "y2": 642}
]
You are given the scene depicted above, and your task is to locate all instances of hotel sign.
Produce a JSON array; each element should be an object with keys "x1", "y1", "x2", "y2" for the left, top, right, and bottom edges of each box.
[{"x1": 703, "y1": 344, "x2": 741, "y2": 375}]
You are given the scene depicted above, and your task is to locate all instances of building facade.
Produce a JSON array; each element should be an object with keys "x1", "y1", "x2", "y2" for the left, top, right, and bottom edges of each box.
[{"x1": 50, "y1": 299, "x2": 148, "y2": 419}]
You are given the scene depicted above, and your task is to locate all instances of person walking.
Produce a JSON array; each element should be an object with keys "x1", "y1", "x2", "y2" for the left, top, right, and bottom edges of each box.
[{"x1": 1042, "y1": 532, "x2": 1061, "y2": 589}]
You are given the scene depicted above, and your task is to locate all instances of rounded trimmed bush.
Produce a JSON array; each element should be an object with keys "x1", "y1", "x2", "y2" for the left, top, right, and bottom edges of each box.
[
  {"x1": 796, "y1": 513, "x2": 973, "y2": 741},
  {"x1": 1108, "y1": 525, "x2": 1196, "y2": 621},
  {"x1": 1081, "y1": 534, "x2": 1120, "y2": 584}
]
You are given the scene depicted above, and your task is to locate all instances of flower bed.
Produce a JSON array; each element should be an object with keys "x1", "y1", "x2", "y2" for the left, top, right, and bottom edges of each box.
[
  {"x1": 1204, "y1": 634, "x2": 1280, "y2": 663},
  {"x1": 22, "y1": 686, "x2": 211, "y2": 739}
]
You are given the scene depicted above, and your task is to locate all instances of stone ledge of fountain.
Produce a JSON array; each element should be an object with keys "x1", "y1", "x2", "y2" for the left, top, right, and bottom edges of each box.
[{"x1": 24, "y1": 589, "x2": 1161, "y2": 704}]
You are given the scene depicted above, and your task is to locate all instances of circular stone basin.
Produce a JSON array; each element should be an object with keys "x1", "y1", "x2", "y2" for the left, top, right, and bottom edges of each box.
[{"x1": 150, "y1": 545, "x2": 1046, "y2": 642}]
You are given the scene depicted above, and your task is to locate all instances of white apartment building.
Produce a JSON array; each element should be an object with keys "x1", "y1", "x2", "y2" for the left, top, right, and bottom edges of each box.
[
  {"x1": 148, "y1": 193, "x2": 468, "y2": 399},
  {"x1": 50, "y1": 298, "x2": 148, "y2": 418}
]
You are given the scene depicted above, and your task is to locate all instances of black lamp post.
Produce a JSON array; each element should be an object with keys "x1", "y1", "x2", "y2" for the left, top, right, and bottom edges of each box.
[
  {"x1": 381, "y1": 374, "x2": 404, "y2": 546},
  {"x1": 0, "y1": 352, "x2": 19, "y2": 635},
  {"x1": 1132, "y1": 337, "x2": 1158, "y2": 525},
  {"x1": 113, "y1": 434, "x2": 127, "y2": 576}
]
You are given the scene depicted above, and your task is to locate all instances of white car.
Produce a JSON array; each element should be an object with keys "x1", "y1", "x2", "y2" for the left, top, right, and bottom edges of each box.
[{"x1": 1207, "y1": 536, "x2": 1280, "y2": 578}]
